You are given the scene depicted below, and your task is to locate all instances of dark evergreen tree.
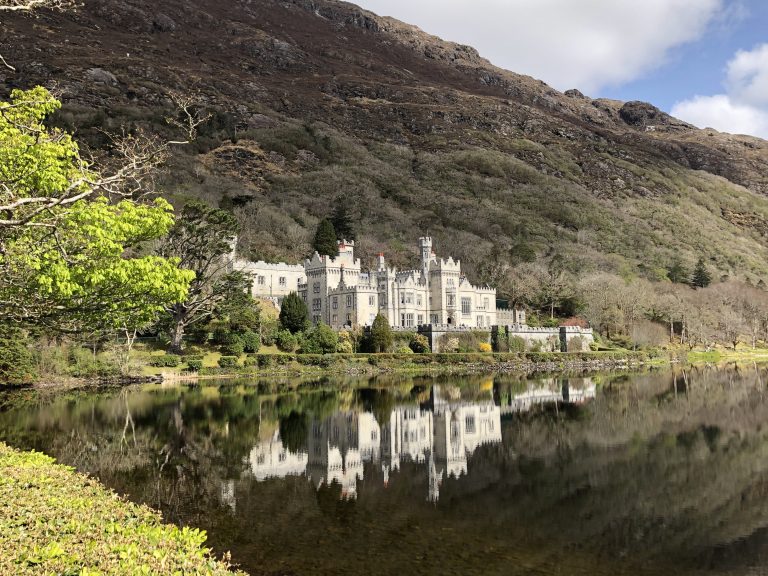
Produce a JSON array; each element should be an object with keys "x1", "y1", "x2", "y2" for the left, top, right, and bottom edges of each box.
[
  {"x1": 313, "y1": 218, "x2": 339, "y2": 257},
  {"x1": 667, "y1": 260, "x2": 689, "y2": 284},
  {"x1": 691, "y1": 257, "x2": 712, "y2": 288},
  {"x1": 279, "y1": 292, "x2": 309, "y2": 334},
  {"x1": 330, "y1": 199, "x2": 356, "y2": 241},
  {"x1": 369, "y1": 313, "x2": 393, "y2": 353}
]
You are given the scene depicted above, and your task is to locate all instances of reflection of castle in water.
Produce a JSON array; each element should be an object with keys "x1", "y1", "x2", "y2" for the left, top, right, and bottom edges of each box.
[
  {"x1": 499, "y1": 378, "x2": 596, "y2": 415},
  {"x1": 249, "y1": 379, "x2": 594, "y2": 501}
]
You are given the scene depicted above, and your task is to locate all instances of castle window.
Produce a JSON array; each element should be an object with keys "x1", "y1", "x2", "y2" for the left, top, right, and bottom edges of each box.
[
  {"x1": 256, "y1": 454, "x2": 265, "y2": 465},
  {"x1": 461, "y1": 297, "x2": 471, "y2": 316},
  {"x1": 447, "y1": 294, "x2": 455, "y2": 308},
  {"x1": 447, "y1": 278, "x2": 454, "y2": 287},
  {"x1": 369, "y1": 295, "x2": 375, "y2": 306},
  {"x1": 483, "y1": 297, "x2": 489, "y2": 310},
  {"x1": 465, "y1": 415, "x2": 476, "y2": 434},
  {"x1": 332, "y1": 314, "x2": 338, "y2": 324},
  {"x1": 400, "y1": 293, "x2": 406, "y2": 305},
  {"x1": 346, "y1": 313, "x2": 352, "y2": 324},
  {"x1": 313, "y1": 282, "x2": 320, "y2": 294},
  {"x1": 279, "y1": 452, "x2": 287, "y2": 462},
  {"x1": 332, "y1": 297, "x2": 338, "y2": 309},
  {"x1": 279, "y1": 276, "x2": 286, "y2": 286},
  {"x1": 346, "y1": 295, "x2": 353, "y2": 308},
  {"x1": 312, "y1": 298, "x2": 321, "y2": 311},
  {"x1": 405, "y1": 313, "x2": 414, "y2": 327},
  {"x1": 405, "y1": 292, "x2": 413, "y2": 304},
  {"x1": 477, "y1": 316, "x2": 484, "y2": 327},
  {"x1": 371, "y1": 430, "x2": 378, "y2": 441},
  {"x1": 258, "y1": 276, "x2": 265, "y2": 286},
  {"x1": 417, "y1": 294, "x2": 422, "y2": 306},
  {"x1": 418, "y1": 314, "x2": 424, "y2": 325}
]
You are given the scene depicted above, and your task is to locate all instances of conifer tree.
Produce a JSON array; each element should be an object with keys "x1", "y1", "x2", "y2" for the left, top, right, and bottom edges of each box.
[
  {"x1": 369, "y1": 313, "x2": 393, "y2": 353},
  {"x1": 691, "y1": 257, "x2": 712, "y2": 288},
  {"x1": 667, "y1": 260, "x2": 689, "y2": 284},
  {"x1": 312, "y1": 218, "x2": 339, "y2": 257},
  {"x1": 330, "y1": 199, "x2": 356, "y2": 241},
  {"x1": 279, "y1": 292, "x2": 309, "y2": 334}
]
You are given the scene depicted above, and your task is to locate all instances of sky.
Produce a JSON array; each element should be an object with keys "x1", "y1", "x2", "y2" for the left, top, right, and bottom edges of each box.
[{"x1": 354, "y1": 0, "x2": 768, "y2": 139}]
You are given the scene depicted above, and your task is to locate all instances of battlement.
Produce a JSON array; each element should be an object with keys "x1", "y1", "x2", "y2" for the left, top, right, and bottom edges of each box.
[{"x1": 235, "y1": 259, "x2": 305, "y2": 273}]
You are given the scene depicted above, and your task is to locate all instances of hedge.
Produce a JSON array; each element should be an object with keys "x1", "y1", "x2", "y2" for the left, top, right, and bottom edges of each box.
[
  {"x1": 148, "y1": 354, "x2": 181, "y2": 367},
  {"x1": 0, "y1": 443, "x2": 243, "y2": 575}
]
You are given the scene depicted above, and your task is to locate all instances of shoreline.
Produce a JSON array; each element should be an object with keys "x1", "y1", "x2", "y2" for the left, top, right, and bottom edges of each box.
[{"x1": 7, "y1": 348, "x2": 768, "y2": 392}]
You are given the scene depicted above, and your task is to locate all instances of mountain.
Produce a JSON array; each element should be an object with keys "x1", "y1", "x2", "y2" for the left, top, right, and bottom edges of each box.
[{"x1": 4, "y1": 0, "x2": 768, "y2": 282}]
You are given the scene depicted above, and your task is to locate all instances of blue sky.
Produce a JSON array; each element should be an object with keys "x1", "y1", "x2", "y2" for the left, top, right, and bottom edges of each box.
[{"x1": 356, "y1": 0, "x2": 768, "y2": 138}]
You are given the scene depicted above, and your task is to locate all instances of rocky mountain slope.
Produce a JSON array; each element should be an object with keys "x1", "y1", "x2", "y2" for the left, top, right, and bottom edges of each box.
[{"x1": 3, "y1": 0, "x2": 768, "y2": 281}]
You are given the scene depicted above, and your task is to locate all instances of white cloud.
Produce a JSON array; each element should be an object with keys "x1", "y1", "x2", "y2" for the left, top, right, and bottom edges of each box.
[
  {"x1": 671, "y1": 43, "x2": 768, "y2": 139},
  {"x1": 671, "y1": 94, "x2": 768, "y2": 137},
  {"x1": 355, "y1": 0, "x2": 723, "y2": 93}
]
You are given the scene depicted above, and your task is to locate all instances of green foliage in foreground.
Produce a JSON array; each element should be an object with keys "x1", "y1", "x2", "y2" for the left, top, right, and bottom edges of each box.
[
  {"x1": 0, "y1": 443, "x2": 244, "y2": 575},
  {"x1": 0, "y1": 87, "x2": 194, "y2": 333}
]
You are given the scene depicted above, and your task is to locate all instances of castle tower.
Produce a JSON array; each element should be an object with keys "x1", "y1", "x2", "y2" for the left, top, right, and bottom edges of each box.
[{"x1": 419, "y1": 237, "x2": 432, "y2": 274}]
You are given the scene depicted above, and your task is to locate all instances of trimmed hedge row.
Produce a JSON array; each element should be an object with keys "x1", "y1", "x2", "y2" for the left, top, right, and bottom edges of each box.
[{"x1": 194, "y1": 350, "x2": 651, "y2": 375}]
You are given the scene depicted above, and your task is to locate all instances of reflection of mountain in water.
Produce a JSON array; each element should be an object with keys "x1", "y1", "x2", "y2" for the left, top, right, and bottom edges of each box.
[{"x1": 250, "y1": 380, "x2": 594, "y2": 500}]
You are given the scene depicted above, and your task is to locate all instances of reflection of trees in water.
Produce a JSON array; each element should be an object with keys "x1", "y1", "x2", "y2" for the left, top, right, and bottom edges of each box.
[{"x1": 4, "y1": 369, "x2": 768, "y2": 575}]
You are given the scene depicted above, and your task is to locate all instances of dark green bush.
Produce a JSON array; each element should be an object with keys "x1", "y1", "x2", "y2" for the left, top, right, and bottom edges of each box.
[
  {"x1": 148, "y1": 354, "x2": 181, "y2": 367},
  {"x1": 219, "y1": 337, "x2": 244, "y2": 357},
  {"x1": 0, "y1": 331, "x2": 36, "y2": 385},
  {"x1": 276, "y1": 329, "x2": 298, "y2": 352},
  {"x1": 241, "y1": 330, "x2": 260, "y2": 353},
  {"x1": 217, "y1": 355, "x2": 239, "y2": 368},
  {"x1": 185, "y1": 358, "x2": 203, "y2": 371}
]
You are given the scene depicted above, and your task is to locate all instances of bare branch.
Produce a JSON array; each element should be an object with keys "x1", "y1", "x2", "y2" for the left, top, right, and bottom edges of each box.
[{"x1": 164, "y1": 91, "x2": 212, "y2": 145}]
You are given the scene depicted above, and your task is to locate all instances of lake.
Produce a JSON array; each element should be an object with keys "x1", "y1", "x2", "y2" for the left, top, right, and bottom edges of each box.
[{"x1": 2, "y1": 367, "x2": 768, "y2": 575}]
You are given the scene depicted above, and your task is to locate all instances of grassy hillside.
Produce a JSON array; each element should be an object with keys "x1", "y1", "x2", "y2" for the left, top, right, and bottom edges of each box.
[{"x1": 3, "y1": 0, "x2": 768, "y2": 283}]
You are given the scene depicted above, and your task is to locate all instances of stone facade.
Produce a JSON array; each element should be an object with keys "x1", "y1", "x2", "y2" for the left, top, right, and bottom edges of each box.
[
  {"x1": 239, "y1": 237, "x2": 496, "y2": 330},
  {"x1": 229, "y1": 257, "x2": 305, "y2": 308}
]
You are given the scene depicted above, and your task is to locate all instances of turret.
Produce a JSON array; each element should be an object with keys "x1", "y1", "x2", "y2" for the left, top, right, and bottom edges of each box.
[{"x1": 419, "y1": 237, "x2": 432, "y2": 273}]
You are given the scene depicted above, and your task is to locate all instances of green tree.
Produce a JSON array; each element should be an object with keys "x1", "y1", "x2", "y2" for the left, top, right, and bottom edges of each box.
[
  {"x1": 279, "y1": 292, "x2": 309, "y2": 334},
  {"x1": 330, "y1": 199, "x2": 356, "y2": 241},
  {"x1": 312, "y1": 218, "x2": 339, "y2": 257},
  {"x1": 667, "y1": 260, "x2": 689, "y2": 284},
  {"x1": 0, "y1": 87, "x2": 193, "y2": 334},
  {"x1": 156, "y1": 201, "x2": 251, "y2": 352},
  {"x1": 691, "y1": 257, "x2": 712, "y2": 288},
  {"x1": 307, "y1": 323, "x2": 338, "y2": 354},
  {"x1": 369, "y1": 313, "x2": 393, "y2": 352}
]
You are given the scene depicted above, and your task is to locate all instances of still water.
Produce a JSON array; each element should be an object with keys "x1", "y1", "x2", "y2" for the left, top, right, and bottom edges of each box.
[{"x1": 3, "y1": 368, "x2": 768, "y2": 575}]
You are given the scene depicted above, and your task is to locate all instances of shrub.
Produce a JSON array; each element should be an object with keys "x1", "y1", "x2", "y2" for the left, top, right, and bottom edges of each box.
[
  {"x1": 276, "y1": 329, "x2": 298, "y2": 352},
  {"x1": 0, "y1": 331, "x2": 36, "y2": 385},
  {"x1": 0, "y1": 443, "x2": 244, "y2": 576},
  {"x1": 241, "y1": 330, "x2": 260, "y2": 353},
  {"x1": 217, "y1": 355, "x2": 239, "y2": 368},
  {"x1": 508, "y1": 336, "x2": 526, "y2": 353},
  {"x1": 479, "y1": 342, "x2": 492, "y2": 353},
  {"x1": 185, "y1": 358, "x2": 203, "y2": 371},
  {"x1": 257, "y1": 354, "x2": 273, "y2": 368},
  {"x1": 409, "y1": 333, "x2": 430, "y2": 353},
  {"x1": 396, "y1": 346, "x2": 414, "y2": 354},
  {"x1": 219, "y1": 336, "x2": 244, "y2": 357},
  {"x1": 336, "y1": 330, "x2": 354, "y2": 353},
  {"x1": 148, "y1": 354, "x2": 181, "y2": 367}
]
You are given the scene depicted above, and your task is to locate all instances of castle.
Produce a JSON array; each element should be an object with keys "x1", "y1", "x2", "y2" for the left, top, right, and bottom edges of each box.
[
  {"x1": 232, "y1": 237, "x2": 497, "y2": 331},
  {"x1": 229, "y1": 236, "x2": 593, "y2": 351}
]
